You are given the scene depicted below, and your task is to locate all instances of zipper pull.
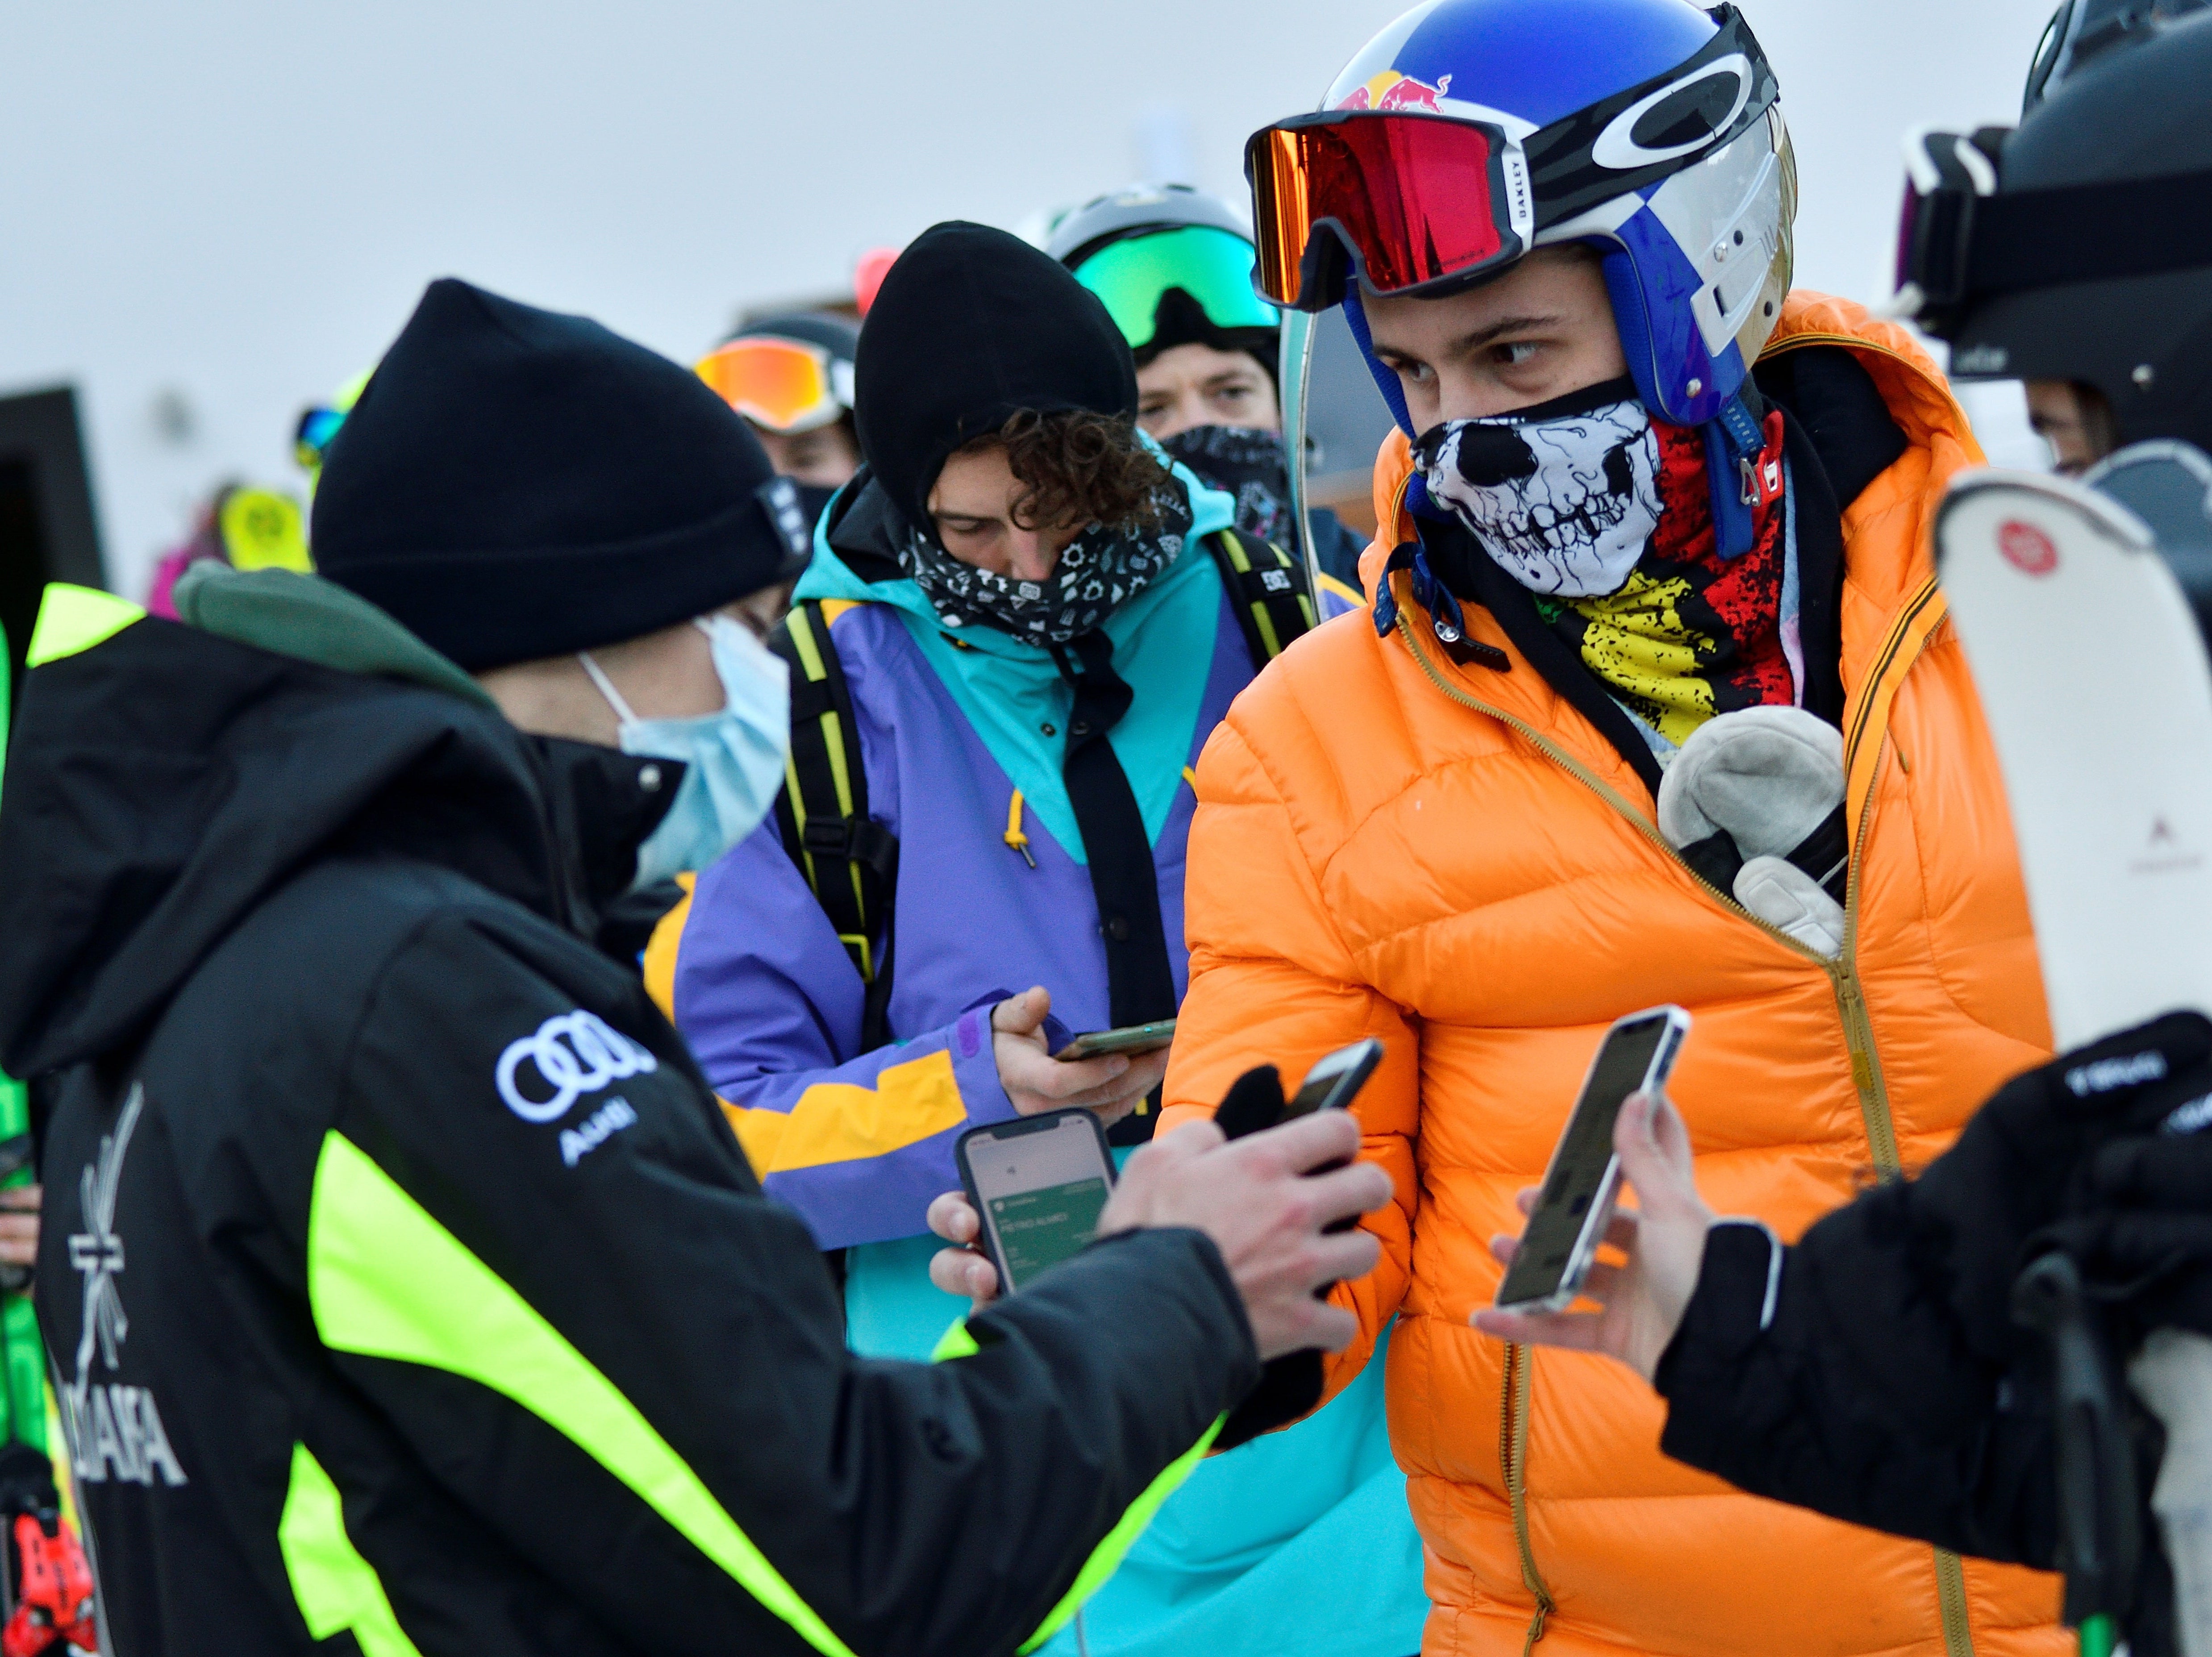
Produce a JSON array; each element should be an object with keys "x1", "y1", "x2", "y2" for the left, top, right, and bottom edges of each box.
[{"x1": 1004, "y1": 791, "x2": 1036, "y2": 868}]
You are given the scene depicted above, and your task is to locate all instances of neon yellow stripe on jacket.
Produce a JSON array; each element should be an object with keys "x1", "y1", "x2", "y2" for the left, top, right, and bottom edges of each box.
[
  {"x1": 27, "y1": 584, "x2": 144, "y2": 668},
  {"x1": 929, "y1": 1317, "x2": 1224, "y2": 1654},
  {"x1": 718, "y1": 1049, "x2": 966, "y2": 1178},
  {"x1": 307, "y1": 1131, "x2": 858, "y2": 1657},
  {"x1": 278, "y1": 1443, "x2": 424, "y2": 1657},
  {"x1": 640, "y1": 872, "x2": 696, "y2": 1020},
  {"x1": 1317, "y1": 572, "x2": 1366, "y2": 611}
]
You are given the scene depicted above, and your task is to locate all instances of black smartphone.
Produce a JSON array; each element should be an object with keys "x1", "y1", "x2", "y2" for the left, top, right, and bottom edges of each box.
[
  {"x1": 1283, "y1": 1038, "x2": 1386, "y2": 1119},
  {"x1": 954, "y1": 1107, "x2": 1117, "y2": 1295},
  {"x1": 1052, "y1": 1019, "x2": 1177, "y2": 1061},
  {"x1": 1492, "y1": 1006, "x2": 1691, "y2": 1314}
]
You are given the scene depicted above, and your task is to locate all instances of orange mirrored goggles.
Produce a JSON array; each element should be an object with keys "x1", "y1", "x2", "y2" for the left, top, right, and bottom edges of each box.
[
  {"x1": 1245, "y1": 111, "x2": 1526, "y2": 312},
  {"x1": 695, "y1": 336, "x2": 855, "y2": 434}
]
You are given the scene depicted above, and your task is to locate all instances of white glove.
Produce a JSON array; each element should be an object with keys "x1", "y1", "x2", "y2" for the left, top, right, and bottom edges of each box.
[
  {"x1": 1735, "y1": 855, "x2": 1845, "y2": 958},
  {"x1": 1658, "y1": 705, "x2": 1844, "y2": 861}
]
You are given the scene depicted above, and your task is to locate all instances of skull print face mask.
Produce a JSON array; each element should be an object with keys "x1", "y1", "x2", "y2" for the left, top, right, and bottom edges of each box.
[{"x1": 1412, "y1": 377, "x2": 1661, "y2": 599}]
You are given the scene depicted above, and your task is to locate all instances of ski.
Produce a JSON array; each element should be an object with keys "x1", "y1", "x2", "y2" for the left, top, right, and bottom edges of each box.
[{"x1": 1940, "y1": 465, "x2": 2212, "y2": 1657}]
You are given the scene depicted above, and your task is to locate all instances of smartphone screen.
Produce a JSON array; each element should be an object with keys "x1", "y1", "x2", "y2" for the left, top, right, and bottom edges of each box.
[
  {"x1": 1494, "y1": 1013, "x2": 1679, "y2": 1309},
  {"x1": 964, "y1": 1112, "x2": 1116, "y2": 1294}
]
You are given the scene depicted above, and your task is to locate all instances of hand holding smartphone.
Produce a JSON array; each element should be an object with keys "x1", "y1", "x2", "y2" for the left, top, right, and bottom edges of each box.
[
  {"x1": 1491, "y1": 1006, "x2": 1691, "y2": 1315},
  {"x1": 952, "y1": 1038, "x2": 1389, "y2": 1297},
  {"x1": 1051, "y1": 1018, "x2": 1177, "y2": 1061},
  {"x1": 954, "y1": 1109, "x2": 1117, "y2": 1297}
]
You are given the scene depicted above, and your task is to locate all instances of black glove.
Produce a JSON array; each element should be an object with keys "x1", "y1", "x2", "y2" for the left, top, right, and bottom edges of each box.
[
  {"x1": 2031, "y1": 1107, "x2": 2212, "y2": 1345},
  {"x1": 1213, "y1": 1064, "x2": 1287, "y2": 1142},
  {"x1": 1910, "y1": 1012, "x2": 2212, "y2": 1361},
  {"x1": 1211, "y1": 1064, "x2": 1329, "y2": 1448}
]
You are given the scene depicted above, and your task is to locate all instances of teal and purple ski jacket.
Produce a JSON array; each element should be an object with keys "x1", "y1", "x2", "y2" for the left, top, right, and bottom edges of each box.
[
  {"x1": 671, "y1": 462, "x2": 1257, "y2": 1248},
  {"x1": 667, "y1": 463, "x2": 1428, "y2": 1657}
]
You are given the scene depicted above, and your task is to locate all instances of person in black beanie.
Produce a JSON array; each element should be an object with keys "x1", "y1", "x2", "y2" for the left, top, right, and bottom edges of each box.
[
  {"x1": 667, "y1": 223, "x2": 1417, "y2": 1657},
  {"x1": 0, "y1": 276, "x2": 1389, "y2": 1655},
  {"x1": 1046, "y1": 183, "x2": 1373, "y2": 592}
]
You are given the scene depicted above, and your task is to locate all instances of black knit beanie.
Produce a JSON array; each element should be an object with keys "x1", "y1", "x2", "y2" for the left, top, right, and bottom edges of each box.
[
  {"x1": 855, "y1": 223, "x2": 1139, "y2": 534},
  {"x1": 313, "y1": 279, "x2": 813, "y2": 672},
  {"x1": 1131, "y1": 286, "x2": 1281, "y2": 388}
]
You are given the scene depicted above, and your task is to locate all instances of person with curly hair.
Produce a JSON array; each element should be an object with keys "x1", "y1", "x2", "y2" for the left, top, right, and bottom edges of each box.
[{"x1": 661, "y1": 221, "x2": 1416, "y2": 1657}]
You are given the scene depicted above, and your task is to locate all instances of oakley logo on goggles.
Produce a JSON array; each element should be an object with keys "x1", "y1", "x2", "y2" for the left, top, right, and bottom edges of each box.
[
  {"x1": 1072, "y1": 225, "x2": 1281, "y2": 352},
  {"x1": 1246, "y1": 4, "x2": 1777, "y2": 311},
  {"x1": 1892, "y1": 125, "x2": 2212, "y2": 341},
  {"x1": 696, "y1": 336, "x2": 856, "y2": 435}
]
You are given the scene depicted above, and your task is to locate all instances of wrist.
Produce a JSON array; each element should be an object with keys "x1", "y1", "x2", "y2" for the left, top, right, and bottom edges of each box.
[{"x1": 1653, "y1": 1219, "x2": 1783, "y2": 1396}]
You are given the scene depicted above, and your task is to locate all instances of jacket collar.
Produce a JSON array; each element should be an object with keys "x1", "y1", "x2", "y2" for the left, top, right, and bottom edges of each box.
[{"x1": 1358, "y1": 292, "x2": 1979, "y2": 807}]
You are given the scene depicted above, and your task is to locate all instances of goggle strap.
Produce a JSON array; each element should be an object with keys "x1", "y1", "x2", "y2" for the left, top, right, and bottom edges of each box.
[{"x1": 1961, "y1": 163, "x2": 2212, "y2": 301}]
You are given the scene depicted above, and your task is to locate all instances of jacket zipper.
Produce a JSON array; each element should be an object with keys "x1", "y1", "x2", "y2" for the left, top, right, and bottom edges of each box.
[
  {"x1": 1500, "y1": 1343, "x2": 1554, "y2": 1654},
  {"x1": 1392, "y1": 589, "x2": 1964, "y2": 1646}
]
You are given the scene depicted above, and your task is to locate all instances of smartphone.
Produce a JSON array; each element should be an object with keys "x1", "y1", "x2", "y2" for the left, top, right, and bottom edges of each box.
[
  {"x1": 1053, "y1": 1018, "x2": 1177, "y2": 1061},
  {"x1": 1283, "y1": 1038, "x2": 1386, "y2": 1120},
  {"x1": 1492, "y1": 1005, "x2": 1691, "y2": 1315},
  {"x1": 954, "y1": 1107, "x2": 1117, "y2": 1295}
]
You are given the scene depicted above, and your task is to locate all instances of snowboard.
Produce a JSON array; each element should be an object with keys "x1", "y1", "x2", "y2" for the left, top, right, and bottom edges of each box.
[{"x1": 1937, "y1": 461, "x2": 2212, "y2": 1657}]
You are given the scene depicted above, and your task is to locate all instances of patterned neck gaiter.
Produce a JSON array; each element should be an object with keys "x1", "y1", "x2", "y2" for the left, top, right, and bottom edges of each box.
[
  {"x1": 1161, "y1": 425, "x2": 1291, "y2": 545},
  {"x1": 899, "y1": 476, "x2": 1193, "y2": 647},
  {"x1": 1414, "y1": 379, "x2": 1792, "y2": 747}
]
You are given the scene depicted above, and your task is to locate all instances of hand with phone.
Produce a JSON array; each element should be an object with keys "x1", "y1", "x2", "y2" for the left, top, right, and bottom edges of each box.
[
  {"x1": 1472, "y1": 1058, "x2": 1716, "y2": 1383},
  {"x1": 992, "y1": 986, "x2": 1167, "y2": 1128},
  {"x1": 929, "y1": 1053, "x2": 1395, "y2": 1362}
]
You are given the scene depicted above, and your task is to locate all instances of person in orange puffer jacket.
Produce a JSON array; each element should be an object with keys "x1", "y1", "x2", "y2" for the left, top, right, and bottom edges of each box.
[{"x1": 1158, "y1": 2, "x2": 2069, "y2": 1654}]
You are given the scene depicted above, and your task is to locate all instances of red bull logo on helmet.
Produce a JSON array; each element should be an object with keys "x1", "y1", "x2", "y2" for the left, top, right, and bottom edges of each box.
[{"x1": 1335, "y1": 71, "x2": 1454, "y2": 114}]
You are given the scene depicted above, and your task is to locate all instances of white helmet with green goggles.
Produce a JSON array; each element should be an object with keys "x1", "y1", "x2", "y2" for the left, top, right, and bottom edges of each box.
[{"x1": 1047, "y1": 184, "x2": 1282, "y2": 362}]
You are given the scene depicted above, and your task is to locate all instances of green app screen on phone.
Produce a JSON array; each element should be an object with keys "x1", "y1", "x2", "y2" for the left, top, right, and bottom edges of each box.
[
  {"x1": 988, "y1": 1177, "x2": 1111, "y2": 1285},
  {"x1": 971, "y1": 1112, "x2": 1117, "y2": 1292}
]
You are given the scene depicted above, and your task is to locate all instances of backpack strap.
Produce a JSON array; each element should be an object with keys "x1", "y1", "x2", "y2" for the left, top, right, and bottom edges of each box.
[
  {"x1": 767, "y1": 601, "x2": 900, "y2": 1045},
  {"x1": 1205, "y1": 527, "x2": 1316, "y2": 666}
]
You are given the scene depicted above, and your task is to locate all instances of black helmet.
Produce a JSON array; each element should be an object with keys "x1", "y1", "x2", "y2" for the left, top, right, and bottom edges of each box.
[
  {"x1": 1895, "y1": 8, "x2": 2212, "y2": 454},
  {"x1": 2023, "y1": 0, "x2": 2207, "y2": 111}
]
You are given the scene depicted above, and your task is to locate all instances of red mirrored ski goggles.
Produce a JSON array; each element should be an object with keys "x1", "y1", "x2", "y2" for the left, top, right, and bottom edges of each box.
[{"x1": 1246, "y1": 112, "x2": 1529, "y2": 312}]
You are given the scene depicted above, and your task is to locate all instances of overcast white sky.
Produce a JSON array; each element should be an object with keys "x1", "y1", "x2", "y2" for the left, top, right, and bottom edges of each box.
[{"x1": 0, "y1": 0, "x2": 2059, "y2": 598}]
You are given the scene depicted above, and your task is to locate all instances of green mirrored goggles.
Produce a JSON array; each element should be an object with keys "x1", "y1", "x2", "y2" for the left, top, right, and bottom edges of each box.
[{"x1": 1072, "y1": 225, "x2": 1280, "y2": 352}]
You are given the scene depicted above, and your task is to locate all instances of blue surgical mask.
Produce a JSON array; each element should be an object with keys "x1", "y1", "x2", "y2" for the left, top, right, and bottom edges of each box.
[{"x1": 579, "y1": 614, "x2": 790, "y2": 888}]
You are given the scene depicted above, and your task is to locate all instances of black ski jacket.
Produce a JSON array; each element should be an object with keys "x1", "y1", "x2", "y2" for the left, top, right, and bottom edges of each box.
[{"x1": 0, "y1": 578, "x2": 1260, "y2": 1657}]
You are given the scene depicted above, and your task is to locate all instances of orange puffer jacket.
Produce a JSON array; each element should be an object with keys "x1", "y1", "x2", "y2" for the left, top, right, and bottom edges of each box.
[{"x1": 1162, "y1": 295, "x2": 2066, "y2": 1657}]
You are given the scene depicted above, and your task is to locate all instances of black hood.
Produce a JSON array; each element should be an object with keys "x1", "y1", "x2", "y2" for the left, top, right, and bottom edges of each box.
[
  {"x1": 0, "y1": 614, "x2": 669, "y2": 1078},
  {"x1": 854, "y1": 221, "x2": 1138, "y2": 536}
]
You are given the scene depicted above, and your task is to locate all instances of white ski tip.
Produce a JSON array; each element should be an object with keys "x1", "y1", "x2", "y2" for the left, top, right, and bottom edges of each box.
[{"x1": 1938, "y1": 465, "x2": 2212, "y2": 1049}]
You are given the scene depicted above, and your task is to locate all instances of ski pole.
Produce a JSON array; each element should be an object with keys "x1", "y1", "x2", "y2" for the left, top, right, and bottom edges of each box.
[{"x1": 2014, "y1": 1253, "x2": 2141, "y2": 1656}]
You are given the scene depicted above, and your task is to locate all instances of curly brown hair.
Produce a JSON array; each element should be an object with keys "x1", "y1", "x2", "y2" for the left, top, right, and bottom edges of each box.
[{"x1": 956, "y1": 408, "x2": 1171, "y2": 536}]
